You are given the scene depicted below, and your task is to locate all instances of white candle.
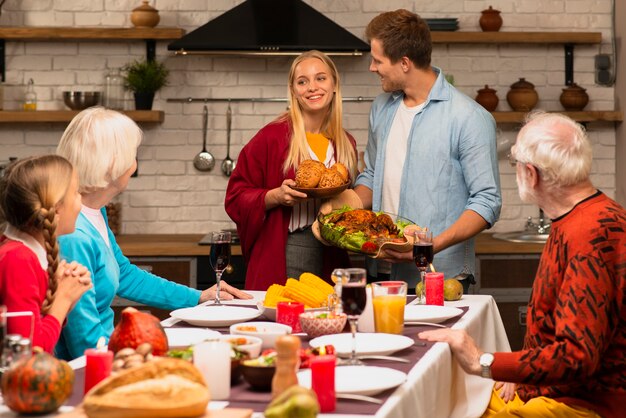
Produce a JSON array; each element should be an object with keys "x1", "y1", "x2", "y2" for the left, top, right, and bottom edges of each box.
[{"x1": 193, "y1": 341, "x2": 231, "y2": 400}]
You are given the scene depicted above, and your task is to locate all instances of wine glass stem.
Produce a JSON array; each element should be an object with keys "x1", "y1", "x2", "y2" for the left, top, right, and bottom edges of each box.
[
  {"x1": 419, "y1": 268, "x2": 426, "y2": 304},
  {"x1": 215, "y1": 271, "x2": 222, "y2": 305},
  {"x1": 350, "y1": 317, "x2": 358, "y2": 362}
]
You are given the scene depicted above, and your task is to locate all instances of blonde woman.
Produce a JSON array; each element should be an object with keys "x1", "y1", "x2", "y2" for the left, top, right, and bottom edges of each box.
[
  {"x1": 226, "y1": 50, "x2": 358, "y2": 290},
  {"x1": 56, "y1": 107, "x2": 251, "y2": 360},
  {"x1": 0, "y1": 155, "x2": 92, "y2": 353}
]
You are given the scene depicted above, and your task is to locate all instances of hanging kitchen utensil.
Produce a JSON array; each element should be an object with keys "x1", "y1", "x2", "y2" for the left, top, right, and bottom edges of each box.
[
  {"x1": 221, "y1": 103, "x2": 236, "y2": 176},
  {"x1": 193, "y1": 105, "x2": 215, "y2": 172}
]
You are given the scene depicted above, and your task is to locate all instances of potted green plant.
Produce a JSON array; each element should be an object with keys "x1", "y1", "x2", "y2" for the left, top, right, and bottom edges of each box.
[{"x1": 122, "y1": 58, "x2": 169, "y2": 110}]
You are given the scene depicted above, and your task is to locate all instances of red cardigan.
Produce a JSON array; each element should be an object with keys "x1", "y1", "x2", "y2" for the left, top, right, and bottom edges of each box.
[
  {"x1": 0, "y1": 238, "x2": 61, "y2": 353},
  {"x1": 225, "y1": 119, "x2": 355, "y2": 290}
]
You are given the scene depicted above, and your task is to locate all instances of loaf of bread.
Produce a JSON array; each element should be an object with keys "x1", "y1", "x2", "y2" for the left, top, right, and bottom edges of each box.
[
  {"x1": 295, "y1": 160, "x2": 325, "y2": 188},
  {"x1": 83, "y1": 358, "x2": 209, "y2": 418},
  {"x1": 318, "y1": 169, "x2": 345, "y2": 188},
  {"x1": 330, "y1": 162, "x2": 349, "y2": 183}
]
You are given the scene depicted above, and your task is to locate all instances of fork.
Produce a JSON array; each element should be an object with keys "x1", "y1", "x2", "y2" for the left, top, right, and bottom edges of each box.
[
  {"x1": 404, "y1": 321, "x2": 448, "y2": 328},
  {"x1": 357, "y1": 355, "x2": 410, "y2": 363},
  {"x1": 337, "y1": 393, "x2": 383, "y2": 404}
]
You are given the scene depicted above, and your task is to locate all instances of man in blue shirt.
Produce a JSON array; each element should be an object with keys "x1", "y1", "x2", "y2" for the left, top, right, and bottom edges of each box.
[{"x1": 354, "y1": 10, "x2": 502, "y2": 287}]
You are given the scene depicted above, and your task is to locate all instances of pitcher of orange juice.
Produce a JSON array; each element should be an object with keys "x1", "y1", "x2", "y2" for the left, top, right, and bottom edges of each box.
[{"x1": 371, "y1": 281, "x2": 408, "y2": 334}]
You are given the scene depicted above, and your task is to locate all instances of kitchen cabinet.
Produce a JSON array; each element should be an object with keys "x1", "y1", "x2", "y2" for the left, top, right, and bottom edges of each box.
[
  {"x1": 0, "y1": 27, "x2": 184, "y2": 123},
  {"x1": 112, "y1": 256, "x2": 197, "y2": 322},
  {"x1": 475, "y1": 254, "x2": 540, "y2": 350}
]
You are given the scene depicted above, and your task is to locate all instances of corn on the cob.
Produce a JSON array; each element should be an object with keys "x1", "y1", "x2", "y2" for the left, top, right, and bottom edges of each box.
[
  {"x1": 264, "y1": 295, "x2": 295, "y2": 308},
  {"x1": 299, "y1": 272, "x2": 334, "y2": 296},
  {"x1": 284, "y1": 278, "x2": 327, "y2": 308}
]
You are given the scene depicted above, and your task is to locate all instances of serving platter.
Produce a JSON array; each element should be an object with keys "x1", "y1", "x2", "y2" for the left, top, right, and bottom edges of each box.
[
  {"x1": 309, "y1": 333, "x2": 414, "y2": 357},
  {"x1": 298, "y1": 366, "x2": 406, "y2": 396},
  {"x1": 170, "y1": 305, "x2": 262, "y2": 327}
]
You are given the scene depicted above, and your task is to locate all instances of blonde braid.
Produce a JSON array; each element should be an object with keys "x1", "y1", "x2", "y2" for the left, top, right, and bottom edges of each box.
[{"x1": 40, "y1": 207, "x2": 60, "y2": 315}]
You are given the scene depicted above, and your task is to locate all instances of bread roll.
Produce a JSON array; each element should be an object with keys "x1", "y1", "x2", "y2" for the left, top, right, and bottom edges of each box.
[
  {"x1": 83, "y1": 358, "x2": 209, "y2": 418},
  {"x1": 330, "y1": 162, "x2": 349, "y2": 183},
  {"x1": 318, "y1": 169, "x2": 344, "y2": 188},
  {"x1": 295, "y1": 160, "x2": 325, "y2": 188}
]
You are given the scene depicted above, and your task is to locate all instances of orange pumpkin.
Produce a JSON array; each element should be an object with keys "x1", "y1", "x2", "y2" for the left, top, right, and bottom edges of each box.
[
  {"x1": 108, "y1": 307, "x2": 169, "y2": 356},
  {"x1": 1, "y1": 347, "x2": 74, "y2": 414}
]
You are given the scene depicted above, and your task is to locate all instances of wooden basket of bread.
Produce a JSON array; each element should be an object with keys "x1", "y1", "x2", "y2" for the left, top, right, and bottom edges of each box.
[
  {"x1": 82, "y1": 358, "x2": 210, "y2": 418},
  {"x1": 292, "y1": 160, "x2": 350, "y2": 198},
  {"x1": 313, "y1": 206, "x2": 416, "y2": 258}
]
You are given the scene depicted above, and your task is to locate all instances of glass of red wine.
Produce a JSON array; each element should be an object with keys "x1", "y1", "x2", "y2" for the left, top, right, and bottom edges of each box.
[
  {"x1": 413, "y1": 229, "x2": 434, "y2": 304},
  {"x1": 337, "y1": 268, "x2": 367, "y2": 365},
  {"x1": 209, "y1": 231, "x2": 231, "y2": 306}
]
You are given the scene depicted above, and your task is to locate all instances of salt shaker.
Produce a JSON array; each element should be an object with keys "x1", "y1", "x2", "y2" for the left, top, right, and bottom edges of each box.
[{"x1": 271, "y1": 335, "x2": 301, "y2": 399}]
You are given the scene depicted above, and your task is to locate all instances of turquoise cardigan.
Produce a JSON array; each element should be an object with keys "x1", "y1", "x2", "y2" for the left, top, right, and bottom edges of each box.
[{"x1": 55, "y1": 208, "x2": 201, "y2": 360}]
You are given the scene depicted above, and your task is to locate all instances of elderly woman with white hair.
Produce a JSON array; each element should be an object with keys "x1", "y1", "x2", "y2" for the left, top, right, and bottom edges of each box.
[{"x1": 55, "y1": 107, "x2": 251, "y2": 360}]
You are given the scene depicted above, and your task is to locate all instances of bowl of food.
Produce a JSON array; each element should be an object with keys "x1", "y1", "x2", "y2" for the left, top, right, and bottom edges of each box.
[
  {"x1": 299, "y1": 311, "x2": 347, "y2": 338},
  {"x1": 230, "y1": 322, "x2": 292, "y2": 349},
  {"x1": 63, "y1": 91, "x2": 101, "y2": 110},
  {"x1": 240, "y1": 351, "x2": 277, "y2": 391},
  {"x1": 216, "y1": 335, "x2": 263, "y2": 359}
]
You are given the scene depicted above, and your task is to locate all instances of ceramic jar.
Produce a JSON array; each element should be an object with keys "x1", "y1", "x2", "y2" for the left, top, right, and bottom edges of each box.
[
  {"x1": 479, "y1": 6, "x2": 503, "y2": 32},
  {"x1": 130, "y1": 1, "x2": 160, "y2": 28},
  {"x1": 506, "y1": 78, "x2": 539, "y2": 112},
  {"x1": 559, "y1": 83, "x2": 589, "y2": 111},
  {"x1": 475, "y1": 85, "x2": 499, "y2": 111}
]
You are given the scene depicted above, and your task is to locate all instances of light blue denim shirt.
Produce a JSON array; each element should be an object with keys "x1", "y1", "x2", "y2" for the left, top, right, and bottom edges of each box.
[{"x1": 355, "y1": 67, "x2": 501, "y2": 285}]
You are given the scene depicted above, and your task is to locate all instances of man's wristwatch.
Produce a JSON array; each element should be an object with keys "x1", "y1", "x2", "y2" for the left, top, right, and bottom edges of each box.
[{"x1": 479, "y1": 352, "x2": 495, "y2": 378}]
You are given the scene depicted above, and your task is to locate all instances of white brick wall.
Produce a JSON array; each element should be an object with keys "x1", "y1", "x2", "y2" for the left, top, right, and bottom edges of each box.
[{"x1": 0, "y1": 0, "x2": 617, "y2": 234}]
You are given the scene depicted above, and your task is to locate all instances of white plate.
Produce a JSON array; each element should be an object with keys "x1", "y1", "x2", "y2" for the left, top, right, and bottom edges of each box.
[
  {"x1": 164, "y1": 328, "x2": 221, "y2": 348},
  {"x1": 170, "y1": 305, "x2": 262, "y2": 327},
  {"x1": 221, "y1": 290, "x2": 266, "y2": 306},
  {"x1": 298, "y1": 366, "x2": 406, "y2": 396},
  {"x1": 309, "y1": 333, "x2": 414, "y2": 357},
  {"x1": 257, "y1": 302, "x2": 326, "y2": 321},
  {"x1": 403, "y1": 305, "x2": 463, "y2": 324}
]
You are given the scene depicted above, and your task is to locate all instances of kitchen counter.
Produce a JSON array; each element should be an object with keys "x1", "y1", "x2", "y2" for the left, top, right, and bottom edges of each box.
[{"x1": 115, "y1": 233, "x2": 544, "y2": 257}]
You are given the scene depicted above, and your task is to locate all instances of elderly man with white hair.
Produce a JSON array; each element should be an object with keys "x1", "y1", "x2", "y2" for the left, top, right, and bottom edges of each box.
[{"x1": 420, "y1": 112, "x2": 626, "y2": 418}]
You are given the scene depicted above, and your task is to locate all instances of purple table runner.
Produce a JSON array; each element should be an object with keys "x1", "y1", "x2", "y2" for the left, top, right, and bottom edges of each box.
[{"x1": 69, "y1": 304, "x2": 468, "y2": 416}]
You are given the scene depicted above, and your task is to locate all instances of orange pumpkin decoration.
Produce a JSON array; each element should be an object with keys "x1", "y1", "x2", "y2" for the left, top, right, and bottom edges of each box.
[
  {"x1": 1, "y1": 347, "x2": 74, "y2": 414},
  {"x1": 108, "y1": 307, "x2": 169, "y2": 356}
]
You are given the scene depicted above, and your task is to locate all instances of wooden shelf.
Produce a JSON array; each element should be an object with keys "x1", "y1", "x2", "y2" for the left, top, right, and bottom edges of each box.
[
  {"x1": 431, "y1": 31, "x2": 601, "y2": 44},
  {"x1": 0, "y1": 27, "x2": 185, "y2": 40},
  {"x1": 0, "y1": 110, "x2": 164, "y2": 123},
  {"x1": 492, "y1": 110, "x2": 622, "y2": 123}
]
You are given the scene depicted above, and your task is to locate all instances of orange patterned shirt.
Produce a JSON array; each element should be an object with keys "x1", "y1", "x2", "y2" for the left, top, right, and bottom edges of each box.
[{"x1": 491, "y1": 192, "x2": 626, "y2": 418}]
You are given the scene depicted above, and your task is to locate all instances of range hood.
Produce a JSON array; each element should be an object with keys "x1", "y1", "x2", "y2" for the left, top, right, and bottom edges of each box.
[{"x1": 168, "y1": 0, "x2": 369, "y2": 56}]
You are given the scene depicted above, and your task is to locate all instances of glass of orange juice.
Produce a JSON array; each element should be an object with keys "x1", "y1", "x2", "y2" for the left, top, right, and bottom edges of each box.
[{"x1": 372, "y1": 281, "x2": 408, "y2": 334}]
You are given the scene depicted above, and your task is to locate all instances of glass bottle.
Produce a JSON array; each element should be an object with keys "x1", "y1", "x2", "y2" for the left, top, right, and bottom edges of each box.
[
  {"x1": 104, "y1": 69, "x2": 124, "y2": 110},
  {"x1": 23, "y1": 78, "x2": 37, "y2": 111}
]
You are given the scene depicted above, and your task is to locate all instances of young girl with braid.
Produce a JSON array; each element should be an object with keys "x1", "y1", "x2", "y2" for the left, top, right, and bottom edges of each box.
[{"x1": 0, "y1": 155, "x2": 92, "y2": 353}]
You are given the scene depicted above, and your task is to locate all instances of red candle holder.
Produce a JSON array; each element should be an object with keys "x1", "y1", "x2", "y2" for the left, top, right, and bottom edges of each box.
[
  {"x1": 425, "y1": 272, "x2": 444, "y2": 306},
  {"x1": 84, "y1": 349, "x2": 113, "y2": 394},
  {"x1": 311, "y1": 354, "x2": 336, "y2": 412},
  {"x1": 276, "y1": 301, "x2": 304, "y2": 333}
]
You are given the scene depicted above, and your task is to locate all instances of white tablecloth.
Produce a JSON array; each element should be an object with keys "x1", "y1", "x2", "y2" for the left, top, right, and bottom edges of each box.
[{"x1": 370, "y1": 295, "x2": 511, "y2": 418}]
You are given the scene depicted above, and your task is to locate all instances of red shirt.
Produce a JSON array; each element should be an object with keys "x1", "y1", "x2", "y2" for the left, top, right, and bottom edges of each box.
[
  {"x1": 491, "y1": 192, "x2": 626, "y2": 418},
  {"x1": 0, "y1": 237, "x2": 61, "y2": 353}
]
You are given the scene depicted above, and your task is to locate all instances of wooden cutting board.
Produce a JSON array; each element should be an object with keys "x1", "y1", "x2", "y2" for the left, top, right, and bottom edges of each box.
[{"x1": 58, "y1": 406, "x2": 253, "y2": 418}]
